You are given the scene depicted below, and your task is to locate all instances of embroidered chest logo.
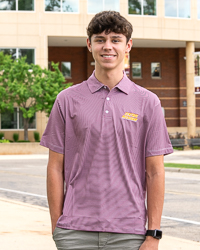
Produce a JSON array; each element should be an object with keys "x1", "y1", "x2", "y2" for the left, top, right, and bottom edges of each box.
[{"x1": 122, "y1": 112, "x2": 138, "y2": 122}]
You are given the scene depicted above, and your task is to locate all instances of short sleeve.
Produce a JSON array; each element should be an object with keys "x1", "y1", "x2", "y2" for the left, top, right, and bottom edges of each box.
[
  {"x1": 145, "y1": 100, "x2": 173, "y2": 157},
  {"x1": 40, "y1": 98, "x2": 65, "y2": 154}
]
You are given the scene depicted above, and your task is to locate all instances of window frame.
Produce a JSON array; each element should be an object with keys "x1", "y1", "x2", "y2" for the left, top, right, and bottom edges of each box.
[
  {"x1": 87, "y1": 0, "x2": 120, "y2": 14},
  {"x1": 0, "y1": 0, "x2": 35, "y2": 12},
  {"x1": 128, "y1": 0, "x2": 157, "y2": 17},
  {"x1": 0, "y1": 107, "x2": 37, "y2": 131},
  {"x1": 132, "y1": 62, "x2": 142, "y2": 79},
  {"x1": 164, "y1": 0, "x2": 191, "y2": 19},
  {"x1": 44, "y1": 0, "x2": 79, "y2": 13},
  {"x1": 151, "y1": 62, "x2": 161, "y2": 79}
]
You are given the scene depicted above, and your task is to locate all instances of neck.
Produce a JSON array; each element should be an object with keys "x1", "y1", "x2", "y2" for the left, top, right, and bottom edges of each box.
[{"x1": 94, "y1": 67, "x2": 124, "y2": 90}]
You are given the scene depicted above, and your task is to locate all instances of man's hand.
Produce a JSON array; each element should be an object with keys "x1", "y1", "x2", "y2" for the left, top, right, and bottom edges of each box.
[
  {"x1": 52, "y1": 220, "x2": 58, "y2": 235},
  {"x1": 139, "y1": 237, "x2": 159, "y2": 250}
]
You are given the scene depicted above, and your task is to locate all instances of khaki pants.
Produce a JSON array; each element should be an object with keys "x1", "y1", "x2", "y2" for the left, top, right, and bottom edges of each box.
[{"x1": 53, "y1": 227, "x2": 145, "y2": 250}]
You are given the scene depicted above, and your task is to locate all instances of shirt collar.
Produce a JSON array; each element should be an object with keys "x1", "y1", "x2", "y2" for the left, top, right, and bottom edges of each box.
[{"x1": 87, "y1": 71, "x2": 132, "y2": 95}]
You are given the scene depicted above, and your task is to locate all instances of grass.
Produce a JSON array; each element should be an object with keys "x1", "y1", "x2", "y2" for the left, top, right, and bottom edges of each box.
[{"x1": 164, "y1": 163, "x2": 200, "y2": 169}]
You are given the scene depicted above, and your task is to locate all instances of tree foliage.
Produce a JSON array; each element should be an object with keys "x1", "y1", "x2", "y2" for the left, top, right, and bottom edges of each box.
[{"x1": 0, "y1": 52, "x2": 72, "y2": 140}]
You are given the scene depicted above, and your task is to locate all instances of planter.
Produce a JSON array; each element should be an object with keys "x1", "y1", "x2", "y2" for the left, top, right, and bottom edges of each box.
[{"x1": 0, "y1": 142, "x2": 48, "y2": 155}]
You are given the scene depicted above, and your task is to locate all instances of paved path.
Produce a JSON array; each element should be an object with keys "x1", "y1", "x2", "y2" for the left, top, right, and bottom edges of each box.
[
  {"x1": 1, "y1": 151, "x2": 200, "y2": 249},
  {"x1": 164, "y1": 149, "x2": 200, "y2": 165},
  {"x1": 0, "y1": 198, "x2": 200, "y2": 250}
]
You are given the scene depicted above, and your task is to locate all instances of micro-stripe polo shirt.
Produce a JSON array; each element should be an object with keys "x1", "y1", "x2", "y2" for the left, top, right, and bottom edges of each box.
[{"x1": 40, "y1": 71, "x2": 173, "y2": 235}]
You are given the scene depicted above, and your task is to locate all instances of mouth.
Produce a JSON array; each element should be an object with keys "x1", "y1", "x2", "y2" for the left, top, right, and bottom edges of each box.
[{"x1": 101, "y1": 55, "x2": 116, "y2": 58}]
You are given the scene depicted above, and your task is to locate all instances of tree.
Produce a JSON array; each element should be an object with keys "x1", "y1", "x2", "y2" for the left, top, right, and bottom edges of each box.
[{"x1": 0, "y1": 52, "x2": 72, "y2": 141}]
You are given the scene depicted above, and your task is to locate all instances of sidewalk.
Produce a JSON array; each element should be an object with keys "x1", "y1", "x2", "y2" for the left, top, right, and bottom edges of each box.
[
  {"x1": 1, "y1": 151, "x2": 200, "y2": 249},
  {"x1": 0, "y1": 198, "x2": 200, "y2": 250}
]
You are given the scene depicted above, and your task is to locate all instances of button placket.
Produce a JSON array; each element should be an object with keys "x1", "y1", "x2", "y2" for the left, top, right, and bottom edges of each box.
[{"x1": 103, "y1": 93, "x2": 112, "y2": 117}]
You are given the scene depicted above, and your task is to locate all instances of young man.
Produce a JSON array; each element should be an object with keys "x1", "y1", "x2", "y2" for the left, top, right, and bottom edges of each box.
[{"x1": 40, "y1": 11, "x2": 173, "y2": 250}]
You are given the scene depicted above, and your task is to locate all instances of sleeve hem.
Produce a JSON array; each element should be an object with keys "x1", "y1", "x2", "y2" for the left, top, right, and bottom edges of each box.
[
  {"x1": 145, "y1": 147, "x2": 173, "y2": 158},
  {"x1": 40, "y1": 140, "x2": 64, "y2": 155}
]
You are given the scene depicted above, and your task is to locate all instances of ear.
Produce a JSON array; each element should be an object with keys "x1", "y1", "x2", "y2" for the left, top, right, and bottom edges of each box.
[
  {"x1": 87, "y1": 38, "x2": 92, "y2": 52},
  {"x1": 125, "y1": 39, "x2": 132, "y2": 53}
]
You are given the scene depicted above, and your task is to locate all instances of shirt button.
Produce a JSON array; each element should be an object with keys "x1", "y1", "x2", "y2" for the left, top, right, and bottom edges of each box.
[
  {"x1": 104, "y1": 86, "x2": 107, "y2": 89},
  {"x1": 106, "y1": 97, "x2": 110, "y2": 101},
  {"x1": 105, "y1": 110, "x2": 109, "y2": 114}
]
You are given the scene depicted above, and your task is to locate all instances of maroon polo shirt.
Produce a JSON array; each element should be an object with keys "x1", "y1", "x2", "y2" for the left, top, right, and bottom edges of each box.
[{"x1": 40, "y1": 71, "x2": 173, "y2": 234}]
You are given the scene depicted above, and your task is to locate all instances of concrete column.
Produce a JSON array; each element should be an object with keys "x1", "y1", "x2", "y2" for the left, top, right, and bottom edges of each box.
[{"x1": 186, "y1": 41, "x2": 196, "y2": 138}]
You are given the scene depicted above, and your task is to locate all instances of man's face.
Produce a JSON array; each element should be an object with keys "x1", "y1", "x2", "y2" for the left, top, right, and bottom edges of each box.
[{"x1": 87, "y1": 31, "x2": 132, "y2": 72}]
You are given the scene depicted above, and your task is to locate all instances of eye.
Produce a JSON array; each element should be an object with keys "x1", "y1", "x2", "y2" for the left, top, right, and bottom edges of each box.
[
  {"x1": 112, "y1": 39, "x2": 120, "y2": 43},
  {"x1": 96, "y1": 39, "x2": 104, "y2": 43}
]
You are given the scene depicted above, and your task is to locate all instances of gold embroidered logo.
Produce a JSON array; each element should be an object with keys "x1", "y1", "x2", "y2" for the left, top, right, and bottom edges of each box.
[{"x1": 122, "y1": 112, "x2": 138, "y2": 122}]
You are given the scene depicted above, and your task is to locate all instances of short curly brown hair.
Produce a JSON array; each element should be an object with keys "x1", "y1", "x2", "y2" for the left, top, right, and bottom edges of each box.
[{"x1": 87, "y1": 11, "x2": 133, "y2": 44}]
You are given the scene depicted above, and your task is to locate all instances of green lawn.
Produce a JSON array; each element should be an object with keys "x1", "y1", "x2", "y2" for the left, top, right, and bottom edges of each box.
[{"x1": 164, "y1": 163, "x2": 200, "y2": 169}]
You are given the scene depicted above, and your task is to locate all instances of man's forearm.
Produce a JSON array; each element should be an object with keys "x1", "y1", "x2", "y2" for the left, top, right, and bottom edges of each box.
[
  {"x1": 139, "y1": 155, "x2": 165, "y2": 250},
  {"x1": 146, "y1": 166, "x2": 165, "y2": 230},
  {"x1": 47, "y1": 167, "x2": 64, "y2": 232}
]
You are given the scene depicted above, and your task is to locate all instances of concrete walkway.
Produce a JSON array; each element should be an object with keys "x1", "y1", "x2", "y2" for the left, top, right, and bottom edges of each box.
[
  {"x1": 164, "y1": 149, "x2": 200, "y2": 165},
  {"x1": 0, "y1": 198, "x2": 200, "y2": 250},
  {"x1": 1, "y1": 151, "x2": 200, "y2": 249}
]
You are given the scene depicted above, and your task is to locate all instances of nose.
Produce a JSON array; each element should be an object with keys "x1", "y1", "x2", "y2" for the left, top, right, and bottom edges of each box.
[{"x1": 103, "y1": 40, "x2": 112, "y2": 50}]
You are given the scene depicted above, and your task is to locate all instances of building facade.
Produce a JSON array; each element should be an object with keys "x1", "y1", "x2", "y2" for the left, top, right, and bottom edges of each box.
[{"x1": 0, "y1": 0, "x2": 200, "y2": 141}]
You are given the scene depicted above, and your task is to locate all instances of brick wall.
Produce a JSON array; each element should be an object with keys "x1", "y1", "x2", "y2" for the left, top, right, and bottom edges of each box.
[
  {"x1": 48, "y1": 46, "x2": 199, "y2": 128},
  {"x1": 130, "y1": 48, "x2": 181, "y2": 127},
  {"x1": 48, "y1": 46, "x2": 87, "y2": 85}
]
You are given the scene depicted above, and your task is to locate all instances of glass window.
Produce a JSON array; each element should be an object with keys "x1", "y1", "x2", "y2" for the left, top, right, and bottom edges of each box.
[
  {"x1": 88, "y1": 0, "x2": 103, "y2": 13},
  {"x1": 0, "y1": 48, "x2": 16, "y2": 60},
  {"x1": 151, "y1": 62, "x2": 161, "y2": 78},
  {"x1": 0, "y1": 0, "x2": 34, "y2": 11},
  {"x1": 132, "y1": 62, "x2": 142, "y2": 78},
  {"x1": 88, "y1": 0, "x2": 119, "y2": 13},
  {"x1": 104, "y1": 0, "x2": 119, "y2": 12},
  {"x1": 18, "y1": 0, "x2": 34, "y2": 11},
  {"x1": 0, "y1": 0, "x2": 16, "y2": 10},
  {"x1": 194, "y1": 54, "x2": 200, "y2": 76},
  {"x1": 165, "y1": 0, "x2": 190, "y2": 18},
  {"x1": 1, "y1": 108, "x2": 17, "y2": 129},
  {"x1": 129, "y1": 0, "x2": 156, "y2": 15},
  {"x1": 45, "y1": 0, "x2": 60, "y2": 11},
  {"x1": 62, "y1": 0, "x2": 79, "y2": 12},
  {"x1": 129, "y1": 0, "x2": 141, "y2": 15},
  {"x1": 45, "y1": 0, "x2": 79, "y2": 12},
  {"x1": 178, "y1": 0, "x2": 190, "y2": 18},
  {"x1": 143, "y1": 0, "x2": 156, "y2": 15},
  {"x1": 165, "y1": 0, "x2": 177, "y2": 17},
  {"x1": 1, "y1": 108, "x2": 36, "y2": 129},
  {"x1": 18, "y1": 49, "x2": 35, "y2": 64},
  {"x1": 61, "y1": 62, "x2": 71, "y2": 78},
  {"x1": 0, "y1": 48, "x2": 35, "y2": 64},
  {"x1": 198, "y1": 0, "x2": 200, "y2": 19}
]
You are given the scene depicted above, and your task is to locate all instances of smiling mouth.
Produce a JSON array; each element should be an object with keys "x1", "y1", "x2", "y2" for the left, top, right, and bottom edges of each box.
[{"x1": 101, "y1": 55, "x2": 116, "y2": 58}]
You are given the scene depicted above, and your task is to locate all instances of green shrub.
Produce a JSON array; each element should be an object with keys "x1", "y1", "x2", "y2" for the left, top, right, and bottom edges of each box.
[
  {"x1": 0, "y1": 132, "x2": 4, "y2": 140},
  {"x1": 34, "y1": 131, "x2": 40, "y2": 142},
  {"x1": 0, "y1": 139, "x2": 10, "y2": 143},
  {"x1": 13, "y1": 133, "x2": 19, "y2": 142},
  {"x1": 17, "y1": 140, "x2": 30, "y2": 142}
]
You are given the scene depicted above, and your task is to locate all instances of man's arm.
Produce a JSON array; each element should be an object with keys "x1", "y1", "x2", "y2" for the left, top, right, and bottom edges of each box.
[
  {"x1": 47, "y1": 149, "x2": 64, "y2": 234},
  {"x1": 139, "y1": 155, "x2": 165, "y2": 250}
]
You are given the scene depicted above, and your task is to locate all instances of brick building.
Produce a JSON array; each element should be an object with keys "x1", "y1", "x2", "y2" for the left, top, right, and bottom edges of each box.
[{"x1": 0, "y1": 0, "x2": 200, "y2": 141}]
